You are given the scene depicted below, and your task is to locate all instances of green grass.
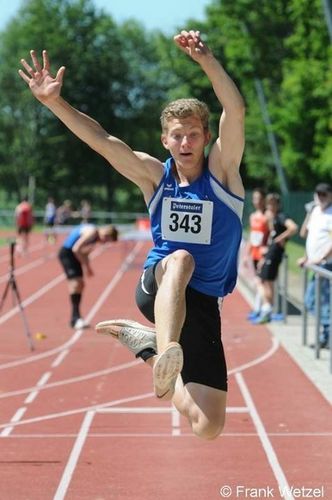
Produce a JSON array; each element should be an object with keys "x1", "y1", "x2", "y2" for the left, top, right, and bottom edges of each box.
[{"x1": 286, "y1": 240, "x2": 305, "y2": 276}]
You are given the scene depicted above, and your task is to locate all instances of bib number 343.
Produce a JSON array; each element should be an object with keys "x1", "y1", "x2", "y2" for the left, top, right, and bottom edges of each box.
[{"x1": 161, "y1": 198, "x2": 213, "y2": 245}]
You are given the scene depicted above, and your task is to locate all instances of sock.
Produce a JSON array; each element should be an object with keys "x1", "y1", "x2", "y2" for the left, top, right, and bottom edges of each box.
[
  {"x1": 261, "y1": 303, "x2": 272, "y2": 315},
  {"x1": 253, "y1": 292, "x2": 262, "y2": 313},
  {"x1": 70, "y1": 293, "x2": 81, "y2": 325},
  {"x1": 136, "y1": 348, "x2": 157, "y2": 362}
]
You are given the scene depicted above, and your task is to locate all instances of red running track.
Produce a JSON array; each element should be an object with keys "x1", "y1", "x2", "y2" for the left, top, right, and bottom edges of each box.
[{"x1": 0, "y1": 233, "x2": 331, "y2": 500}]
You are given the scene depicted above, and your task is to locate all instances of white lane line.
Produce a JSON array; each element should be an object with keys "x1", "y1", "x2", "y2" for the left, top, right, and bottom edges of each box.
[
  {"x1": 51, "y1": 349, "x2": 70, "y2": 368},
  {"x1": 0, "y1": 360, "x2": 140, "y2": 399},
  {"x1": 24, "y1": 372, "x2": 52, "y2": 404},
  {"x1": 3, "y1": 431, "x2": 332, "y2": 439},
  {"x1": 1, "y1": 407, "x2": 27, "y2": 437},
  {"x1": 53, "y1": 411, "x2": 95, "y2": 500},
  {"x1": 0, "y1": 392, "x2": 155, "y2": 430},
  {"x1": 236, "y1": 372, "x2": 294, "y2": 500},
  {"x1": 0, "y1": 242, "x2": 142, "y2": 437},
  {"x1": 0, "y1": 241, "x2": 47, "y2": 265},
  {"x1": 0, "y1": 241, "x2": 142, "y2": 369},
  {"x1": 0, "y1": 274, "x2": 65, "y2": 325},
  {"x1": 171, "y1": 405, "x2": 181, "y2": 436},
  {"x1": 228, "y1": 336, "x2": 280, "y2": 375},
  {"x1": 0, "y1": 253, "x2": 57, "y2": 284}
]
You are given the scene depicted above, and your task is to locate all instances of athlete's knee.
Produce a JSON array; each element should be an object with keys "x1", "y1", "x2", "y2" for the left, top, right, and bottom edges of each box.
[
  {"x1": 192, "y1": 414, "x2": 225, "y2": 440},
  {"x1": 168, "y1": 249, "x2": 195, "y2": 275},
  {"x1": 69, "y1": 278, "x2": 84, "y2": 294}
]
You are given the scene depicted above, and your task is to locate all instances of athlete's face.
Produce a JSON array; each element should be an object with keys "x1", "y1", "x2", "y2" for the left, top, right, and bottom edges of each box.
[
  {"x1": 161, "y1": 116, "x2": 210, "y2": 167},
  {"x1": 252, "y1": 191, "x2": 265, "y2": 211}
]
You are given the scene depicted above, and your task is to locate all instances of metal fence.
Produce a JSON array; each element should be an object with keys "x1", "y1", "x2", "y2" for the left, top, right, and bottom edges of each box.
[{"x1": 301, "y1": 264, "x2": 332, "y2": 373}]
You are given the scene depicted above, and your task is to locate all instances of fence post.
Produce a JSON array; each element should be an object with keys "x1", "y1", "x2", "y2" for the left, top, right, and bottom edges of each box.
[
  {"x1": 282, "y1": 254, "x2": 288, "y2": 323},
  {"x1": 314, "y1": 274, "x2": 321, "y2": 359},
  {"x1": 302, "y1": 268, "x2": 308, "y2": 346},
  {"x1": 330, "y1": 280, "x2": 332, "y2": 374}
]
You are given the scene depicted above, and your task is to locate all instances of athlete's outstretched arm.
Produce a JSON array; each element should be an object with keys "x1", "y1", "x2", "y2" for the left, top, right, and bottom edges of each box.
[
  {"x1": 18, "y1": 50, "x2": 162, "y2": 189},
  {"x1": 174, "y1": 30, "x2": 245, "y2": 184}
]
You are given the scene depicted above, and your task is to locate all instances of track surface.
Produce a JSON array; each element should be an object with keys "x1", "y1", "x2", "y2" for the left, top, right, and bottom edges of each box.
[{"x1": 0, "y1": 233, "x2": 331, "y2": 500}]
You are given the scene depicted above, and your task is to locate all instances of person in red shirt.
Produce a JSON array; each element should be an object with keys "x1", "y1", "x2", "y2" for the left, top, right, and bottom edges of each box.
[
  {"x1": 245, "y1": 188, "x2": 270, "y2": 319},
  {"x1": 15, "y1": 197, "x2": 34, "y2": 255}
]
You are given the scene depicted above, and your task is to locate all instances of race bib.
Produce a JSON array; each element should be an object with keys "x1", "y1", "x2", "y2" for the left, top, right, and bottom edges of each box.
[
  {"x1": 161, "y1": 197, "x2": 213, "y2": 244},
  {"x1": 250, "y1": 230, "x2": 264, "y2": 247}
]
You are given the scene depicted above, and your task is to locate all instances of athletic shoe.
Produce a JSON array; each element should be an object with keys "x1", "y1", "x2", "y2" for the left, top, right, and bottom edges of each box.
[
  {"x1": 247, "y1": 311, "x2": 260, "y2": 320},
  {"x1": 252, "y1": 312, "x2": 271, "y2": 325},
  {"x1": 153, "y1": 342, "x2": 183, "y2": 400},
  {"x1": 95, "y1": 319, "x2": 157, "y2": 356},
  {"x1": 73, "y1": 318, "x2": 90, "y2": 329}
]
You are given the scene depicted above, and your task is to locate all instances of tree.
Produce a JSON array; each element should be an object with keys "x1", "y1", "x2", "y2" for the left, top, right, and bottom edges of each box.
[{"x1": 0, "y1": 0, "x2": 167, "y2": 211}]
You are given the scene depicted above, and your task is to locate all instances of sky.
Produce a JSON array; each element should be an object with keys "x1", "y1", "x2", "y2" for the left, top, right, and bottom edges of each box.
[{"x1": 0, "y1": 0, "x2": 211, "y2": 33}]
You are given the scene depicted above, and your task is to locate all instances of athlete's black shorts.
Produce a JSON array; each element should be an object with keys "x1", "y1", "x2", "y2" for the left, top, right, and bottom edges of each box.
[
  {"x1": 135, "y1": 264, "x2": 228, "y2": 392},
  {"x1": 258, "y1": 242, "x2": 284, "y2": 281},
  {"x1": 58, "y1": 247, "x2": 83, "y2": 279}
]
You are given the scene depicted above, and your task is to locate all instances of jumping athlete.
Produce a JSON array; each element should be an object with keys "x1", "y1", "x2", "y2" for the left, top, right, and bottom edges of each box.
[{"x1": 19, "y1": 29, "x2": 245, "y2": 439}]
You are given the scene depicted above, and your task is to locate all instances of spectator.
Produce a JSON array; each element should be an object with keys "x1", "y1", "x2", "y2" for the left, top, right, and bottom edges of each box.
[
  {"x1": 58, "y1": 224, "x2": 118, "y2": 329},
  {"x1": 15, "y1": 196, "x2": 34, "y2": 255},
  {"x1": 298, "y1": 183, "x2": 332, "y2": 349},
  {"x1": 44, "y1": 196, "x2": 57, "y2": 243},
  {"x1": 80, "y1": 200, "x2": 91, "y2": 223},
  {"x1": 56, "y1": 199, "x2": 72, "y2": 225},
  {"x1": 244, "y1": 188, "x2": 270, "y2": 320},
  {"x1": 254, "y1": 193, "x2": 298, "y2": 324}
]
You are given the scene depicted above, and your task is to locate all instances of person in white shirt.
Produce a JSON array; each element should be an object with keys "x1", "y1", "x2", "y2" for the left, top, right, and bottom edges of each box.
[{"x1": 298, "y1": 183, "x2": 332, "y2": 348}]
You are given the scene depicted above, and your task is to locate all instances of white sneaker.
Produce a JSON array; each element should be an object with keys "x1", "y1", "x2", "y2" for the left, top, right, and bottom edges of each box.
[
  {"x1": 153, "y1": 342, "x2": 183, "y2": 400},
  {"x1": 95, "y1": 319, "x2": 157, "y2": 356},
  {"x1": 73, "y1": 318, "x2": 90, "y2": 329}
]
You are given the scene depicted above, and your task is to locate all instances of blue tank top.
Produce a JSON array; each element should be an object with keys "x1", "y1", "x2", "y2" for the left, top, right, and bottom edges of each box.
[
  {"x1": 63, "y1": 224, "x2": 96, "y2": 249},
  {"x1": 145, "y1": 157, "x2": 244, "y2": 297}
]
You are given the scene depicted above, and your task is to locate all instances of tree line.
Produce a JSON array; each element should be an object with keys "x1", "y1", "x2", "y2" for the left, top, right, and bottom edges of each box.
[{"x1": 0, "y1": 0, "x2": 331, "y2": 211}]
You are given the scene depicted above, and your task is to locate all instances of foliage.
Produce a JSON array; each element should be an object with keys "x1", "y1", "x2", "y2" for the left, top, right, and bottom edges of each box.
[{"x1": 0, "y1": 0, "x2": 331, "y2": 212}]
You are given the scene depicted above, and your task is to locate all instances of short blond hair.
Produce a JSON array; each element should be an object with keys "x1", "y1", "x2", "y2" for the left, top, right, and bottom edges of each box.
[{"x1": 160, "y1": 98, "x2": 210, "y2": 132}]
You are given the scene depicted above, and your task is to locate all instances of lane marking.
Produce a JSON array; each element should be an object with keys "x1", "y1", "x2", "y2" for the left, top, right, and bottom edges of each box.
[
  {"x1": 1, "y1": 407, "x2": 27, "y2": 437},
  {"x1": 228, "y1": 336, "x2": 280, "y2": 375},
  {"x1": 0, "y1": 253, "x2": 57, "y2": 283},
  {"x1": 0, "y1": 273, "x2": 65, "y2": 325},
  {"x1": 24, "y1": 372, "x2": 52, "y2": 404},
  {"x1": 0, "y1": 392, "x2": 155, "y2": 430},
  {"x1": 53, "y1": 411, "x2": 95, "y2": 500},
  {"x1": 236, "y1": 372, "x2": 294, "y2": 500},
  {"x1": 2, "y1": 431, "x2": 332, "y2": 439},
  {"x1": 0, "y1": 241, "x2": 47, "y2": 265},
  {"x1": 51, "y1": 349, "x2": 69, "y2": 368},
  {"x1": 0, "y1": 360, "x2": 140, "y2": 399},
  {"x1": 0, "y1": 242, "x2": 142, "y2": 436},
  {"x1": 0, "y1": 242, "x2": 142, "y2": 369}
]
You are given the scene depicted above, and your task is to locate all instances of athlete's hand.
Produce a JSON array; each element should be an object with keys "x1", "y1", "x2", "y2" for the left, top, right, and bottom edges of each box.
[
  {"x1": 19, "y1": 50, "x2": 65, "y2": 104},
  {"x1": 173, "y1": 30, "x2": 211, "y2": 63}
]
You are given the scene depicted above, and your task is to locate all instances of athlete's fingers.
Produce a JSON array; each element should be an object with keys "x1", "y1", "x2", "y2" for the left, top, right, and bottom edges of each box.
[
  {"x1": 20, "y1": 58, "x2": 35, "y2": 77},
  {"x1": 55, "y1": 65, "x2": 66, "y2": 83},
  {"x1": 30, "y1": 50, "x2": 42, "y2": 73},
  {"x1": 42, "y1": 50, "x2": 50, "y2": 72},
  {"x1": 18, "y1": 69, "x2": 30, "y2": 84}
]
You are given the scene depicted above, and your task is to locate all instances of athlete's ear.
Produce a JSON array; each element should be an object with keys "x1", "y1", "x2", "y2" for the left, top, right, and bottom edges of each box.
[
  {"x1": 161, "y1": 133, "x2": 170, "y2": 150},
  {"x1": 204, "y1": 130, "x2": 212, "y2": 146}
]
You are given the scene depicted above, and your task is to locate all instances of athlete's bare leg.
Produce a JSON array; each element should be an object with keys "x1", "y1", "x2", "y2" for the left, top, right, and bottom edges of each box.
[
  {"x1": 154, "y1": 249, "x2": 195, "y2": 352},
  {"x1": 145, "y1": 356, "x2": 226, "y2": 439}
]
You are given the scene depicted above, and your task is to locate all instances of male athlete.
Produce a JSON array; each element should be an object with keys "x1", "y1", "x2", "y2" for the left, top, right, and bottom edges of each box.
[{"x1": 19, "y1": 30, "x2": 245, "y2": 440}]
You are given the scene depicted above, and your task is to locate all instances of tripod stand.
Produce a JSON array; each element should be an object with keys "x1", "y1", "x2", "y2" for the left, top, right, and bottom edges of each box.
[{"x1": 0, "y1": 241, "x2": 34, "y2": 351}]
